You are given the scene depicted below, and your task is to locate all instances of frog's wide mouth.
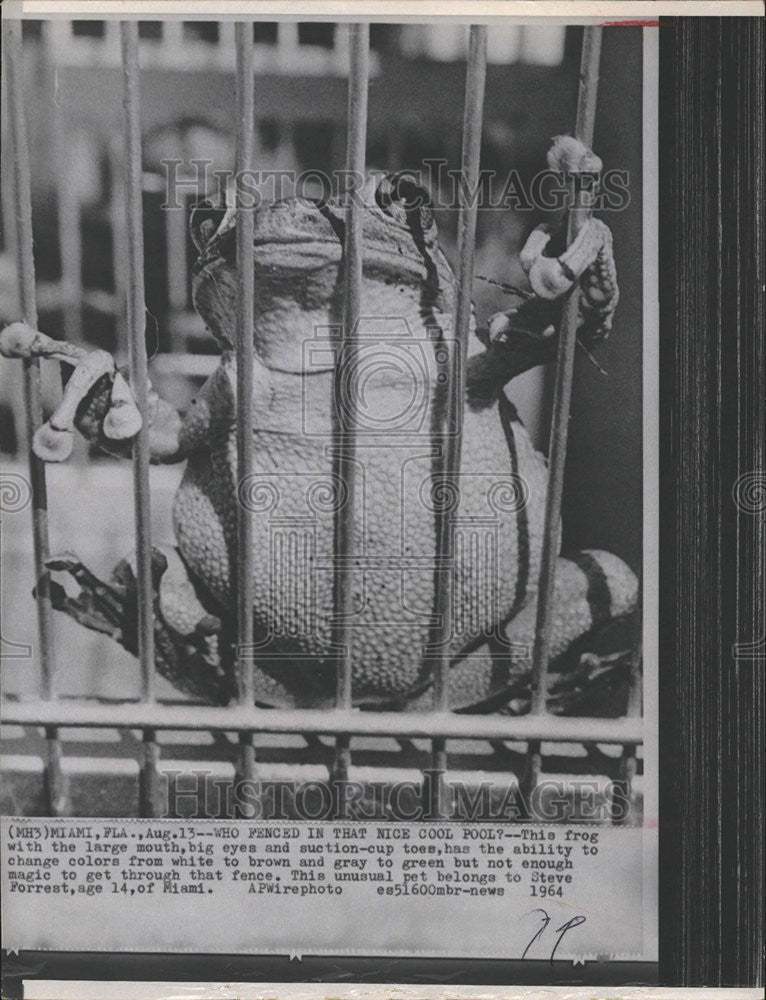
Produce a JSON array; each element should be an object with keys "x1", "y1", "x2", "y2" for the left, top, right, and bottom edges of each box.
[
  {"x1": 194, "y1": 233, "x2": 451, "y2": 293},
  {"x1": 191, "y1": 196, "x2": 454, "y2": 290},
  {"x1": 192, "y1": 198, "x2": 340, "y2": 276}
]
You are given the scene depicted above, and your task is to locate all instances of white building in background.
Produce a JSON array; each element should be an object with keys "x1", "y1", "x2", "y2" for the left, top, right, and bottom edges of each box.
[
  {"x1": 44, "y1": 19, "x2": 369, "y2": 75},
  {"x1": 40, "y1": 19, "x2": 566, "y2": 72},
  {"x1": 399, "y1": 24, "x2": 566, "y2": 65}
]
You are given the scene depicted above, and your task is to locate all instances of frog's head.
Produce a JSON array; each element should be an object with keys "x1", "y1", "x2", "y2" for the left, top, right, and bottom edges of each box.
[{"x1": 189, "y1": 173, "x2": 456, "y2": 372}]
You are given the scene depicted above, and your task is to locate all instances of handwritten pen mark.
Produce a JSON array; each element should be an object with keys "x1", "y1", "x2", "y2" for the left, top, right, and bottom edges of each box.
[
  {"x1": 520, "y1": 908, "x2": 587, "y2": 963},
  {"x1": 551, "y1": 914, "x2": 587, "y2": 964},
  {"x1": 521, "y1": 908, "x2": 551, "y2": 960}
]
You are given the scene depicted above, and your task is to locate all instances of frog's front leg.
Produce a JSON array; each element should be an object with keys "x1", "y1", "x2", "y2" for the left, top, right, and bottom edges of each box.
[
  {"x1": 487, "y1": 214, "x2": 619, "y2": 360},
  {"x1": 516, "y1": 215, "x2": 619, "y2": 344},
  {"x1": 468, "y1": 222, "x2": 619, "y2": 408},
  {"x1": 470, "y1": 139, "x2": 620, "y2": 404},
  {"x1": 513, "y1": 134, "x2": 620, "y2": 347},
  {"x1": 0, "y1": 322, "x2": 185, "y2": 463}
]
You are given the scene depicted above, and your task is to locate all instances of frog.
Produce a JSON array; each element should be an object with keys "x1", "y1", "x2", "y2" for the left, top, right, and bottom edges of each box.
[{"x1": 0, "y1": 136, "x2": 637, "y2": 713}]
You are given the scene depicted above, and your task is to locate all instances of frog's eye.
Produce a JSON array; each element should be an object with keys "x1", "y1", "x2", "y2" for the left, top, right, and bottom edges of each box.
[
  {"x1": 375, "y1": 172, "x2": 435, "y2": 232},
  {"x1": 190, "y1": 199, "x2": 227, "y2": 252}
]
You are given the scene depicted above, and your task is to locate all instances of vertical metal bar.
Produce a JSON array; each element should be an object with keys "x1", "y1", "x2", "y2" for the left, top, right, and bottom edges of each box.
[
  {"x1": 332, "y1": 23, "x2": 369, "y2": 713},
  {"x1": 3, "y1": 21, "x2": 55, "y2": 698},
  {"x1": 45, "y1": 23, "x2": 83, "y2": 347},
  {"x1": 121, "y1": 23, "x2": 159, "y2": 817},
  {"x1": 53, "y1": 130, "x2": 84, "y2": 346},
  {"x1": 332, "y1": 24, "x2": 369, "y2": 709},
  {"x1": 121, "y1": 22, "x2": 155, "y2": 701},
  {"x1": 520, "y1": 742, "x2": 542, "y2": 821},
  {"x1": 166, "y1": 193, "x2": 189, "y2": 314},
  {"x1": 529, "y1": 27, "x2": 603, "y2": 716},
  {"x1": 235, "y1": 22, "x2": 256, "y2": 707},
  {"x1": 332, "y1": 732, "x2": 351, "y2": 785},
  {"x1": 615, "y1": 748, "x2": 638, "y2": 826},
  {"x1": 616, "y1": 600, "x2": 643, "y2": 825},
  {"x1": 4, "y1": 22, "x2": 67, "y2": 815},
  {"x1": 108, "y1": 133, "x2": 129, "y2": 358},
  {"x1": 57, "y1": 173, "x2": 84, "y2": 346},
  {"x1": 429, "y1": 25, "x2": 487, "y2": 818},
  {"x1": 429, "y1": 736, "x2": 448, "y2": 819},
  {"x1": 434, "y1": 24, "x2": 487, "y2": 710},
  {"x1": 138, "y1": 727, "x2": 162, "y2": 818},
  {"x1": 232, "y1": 25, "x2": 258, "y2": 815},
  {"x1": 331, "y1": 24, "x2": 369, "y2": 813},
  {"x1": 165, "y1": 131, "x2": 189, "y2": 315},
  {"x1": 43, "y1": 727, "x2": 69, "y2": 818},
  {"x1": 236, "y1": 730, "x2": 258, "y2": 819}
]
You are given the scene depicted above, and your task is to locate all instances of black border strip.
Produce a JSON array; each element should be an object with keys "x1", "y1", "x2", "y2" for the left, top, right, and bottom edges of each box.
[{"x1": 658, "y1": 14, "x2": 765, "y2": 988}]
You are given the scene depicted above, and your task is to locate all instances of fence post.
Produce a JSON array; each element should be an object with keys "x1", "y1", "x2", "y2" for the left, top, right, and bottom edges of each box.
[
  {"x1": 121, "y1": 21, "x2": 161, "y2": 817},
  {"x1": 233, "y1": 21, "x2": 259, "y2": 817},
  {"x1": 430, "y1": 24, "x2": 488, "y2": 819},
  {"x1": 524, "y1": 25, "x2": 603, "y2": 820},
  {"x1": 4, "y1": 20, "x2": 68, "y2": 816},
  {"x1": 331, "y1": 23, "x2": 370, "y2": 813}
]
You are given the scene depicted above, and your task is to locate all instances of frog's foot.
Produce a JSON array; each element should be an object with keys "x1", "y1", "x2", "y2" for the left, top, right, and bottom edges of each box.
[
  {"x1": 487, "y1": 136, "x2": 619, "y2": 359},
  {"x1": 0, "y1": 322, "x2": 141, "y2": 461},
  {"x1": 42, "y1": 546, "x2": 234, "y2": 703},
  {"x1": 546, "y1": 647, "x2": 636, "y2": 716},
  {"x1": 484, "y1": 222, "x2": 618, "y2": 377},
  {"x1": 0, "y1": 321, "x2": 183, "y2": 462},
  {"x1": 517, "y1": 217, "x2": 618, "y2": 343}
]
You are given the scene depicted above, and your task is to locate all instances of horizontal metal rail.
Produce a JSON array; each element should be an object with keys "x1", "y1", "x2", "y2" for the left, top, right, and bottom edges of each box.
[{"x1": 0, "y1": 702, "x2": 643, "y2": 745}]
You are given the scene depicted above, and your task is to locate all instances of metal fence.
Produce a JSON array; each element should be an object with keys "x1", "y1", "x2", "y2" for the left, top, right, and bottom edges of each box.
[{"x1": 1, "y1": 21, "x2": 642, "y2": 821}]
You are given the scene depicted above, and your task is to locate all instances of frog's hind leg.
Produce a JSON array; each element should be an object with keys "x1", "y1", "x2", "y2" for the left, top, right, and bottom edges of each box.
[
  {"x1": 44, "y1": 545, "x2": 235, "y2": 703},
  {"x1": 433, "y1": 549, "x2": 638, "y2": 713},
  {"x1": 502, "y1": 549, "x2": 638, "y2": 679}
]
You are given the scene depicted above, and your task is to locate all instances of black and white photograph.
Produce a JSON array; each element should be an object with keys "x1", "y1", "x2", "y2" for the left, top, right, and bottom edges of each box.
[
  {"x1": 2, "y1": 6, "x2": 652, "y2": 965},
  {"x1": 0, "y1": 0, "x2": 760, "y2": 989}
]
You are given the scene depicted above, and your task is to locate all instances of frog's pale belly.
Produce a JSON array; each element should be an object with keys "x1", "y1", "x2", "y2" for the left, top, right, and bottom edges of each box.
[{"x1": 172, "y1": 382, "x2": 549, "y2": 707}]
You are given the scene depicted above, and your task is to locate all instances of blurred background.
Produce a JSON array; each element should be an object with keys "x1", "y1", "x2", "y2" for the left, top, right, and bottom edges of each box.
[{"x1": 0, "y1": 21, "x2": 643, "y2": 700}]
